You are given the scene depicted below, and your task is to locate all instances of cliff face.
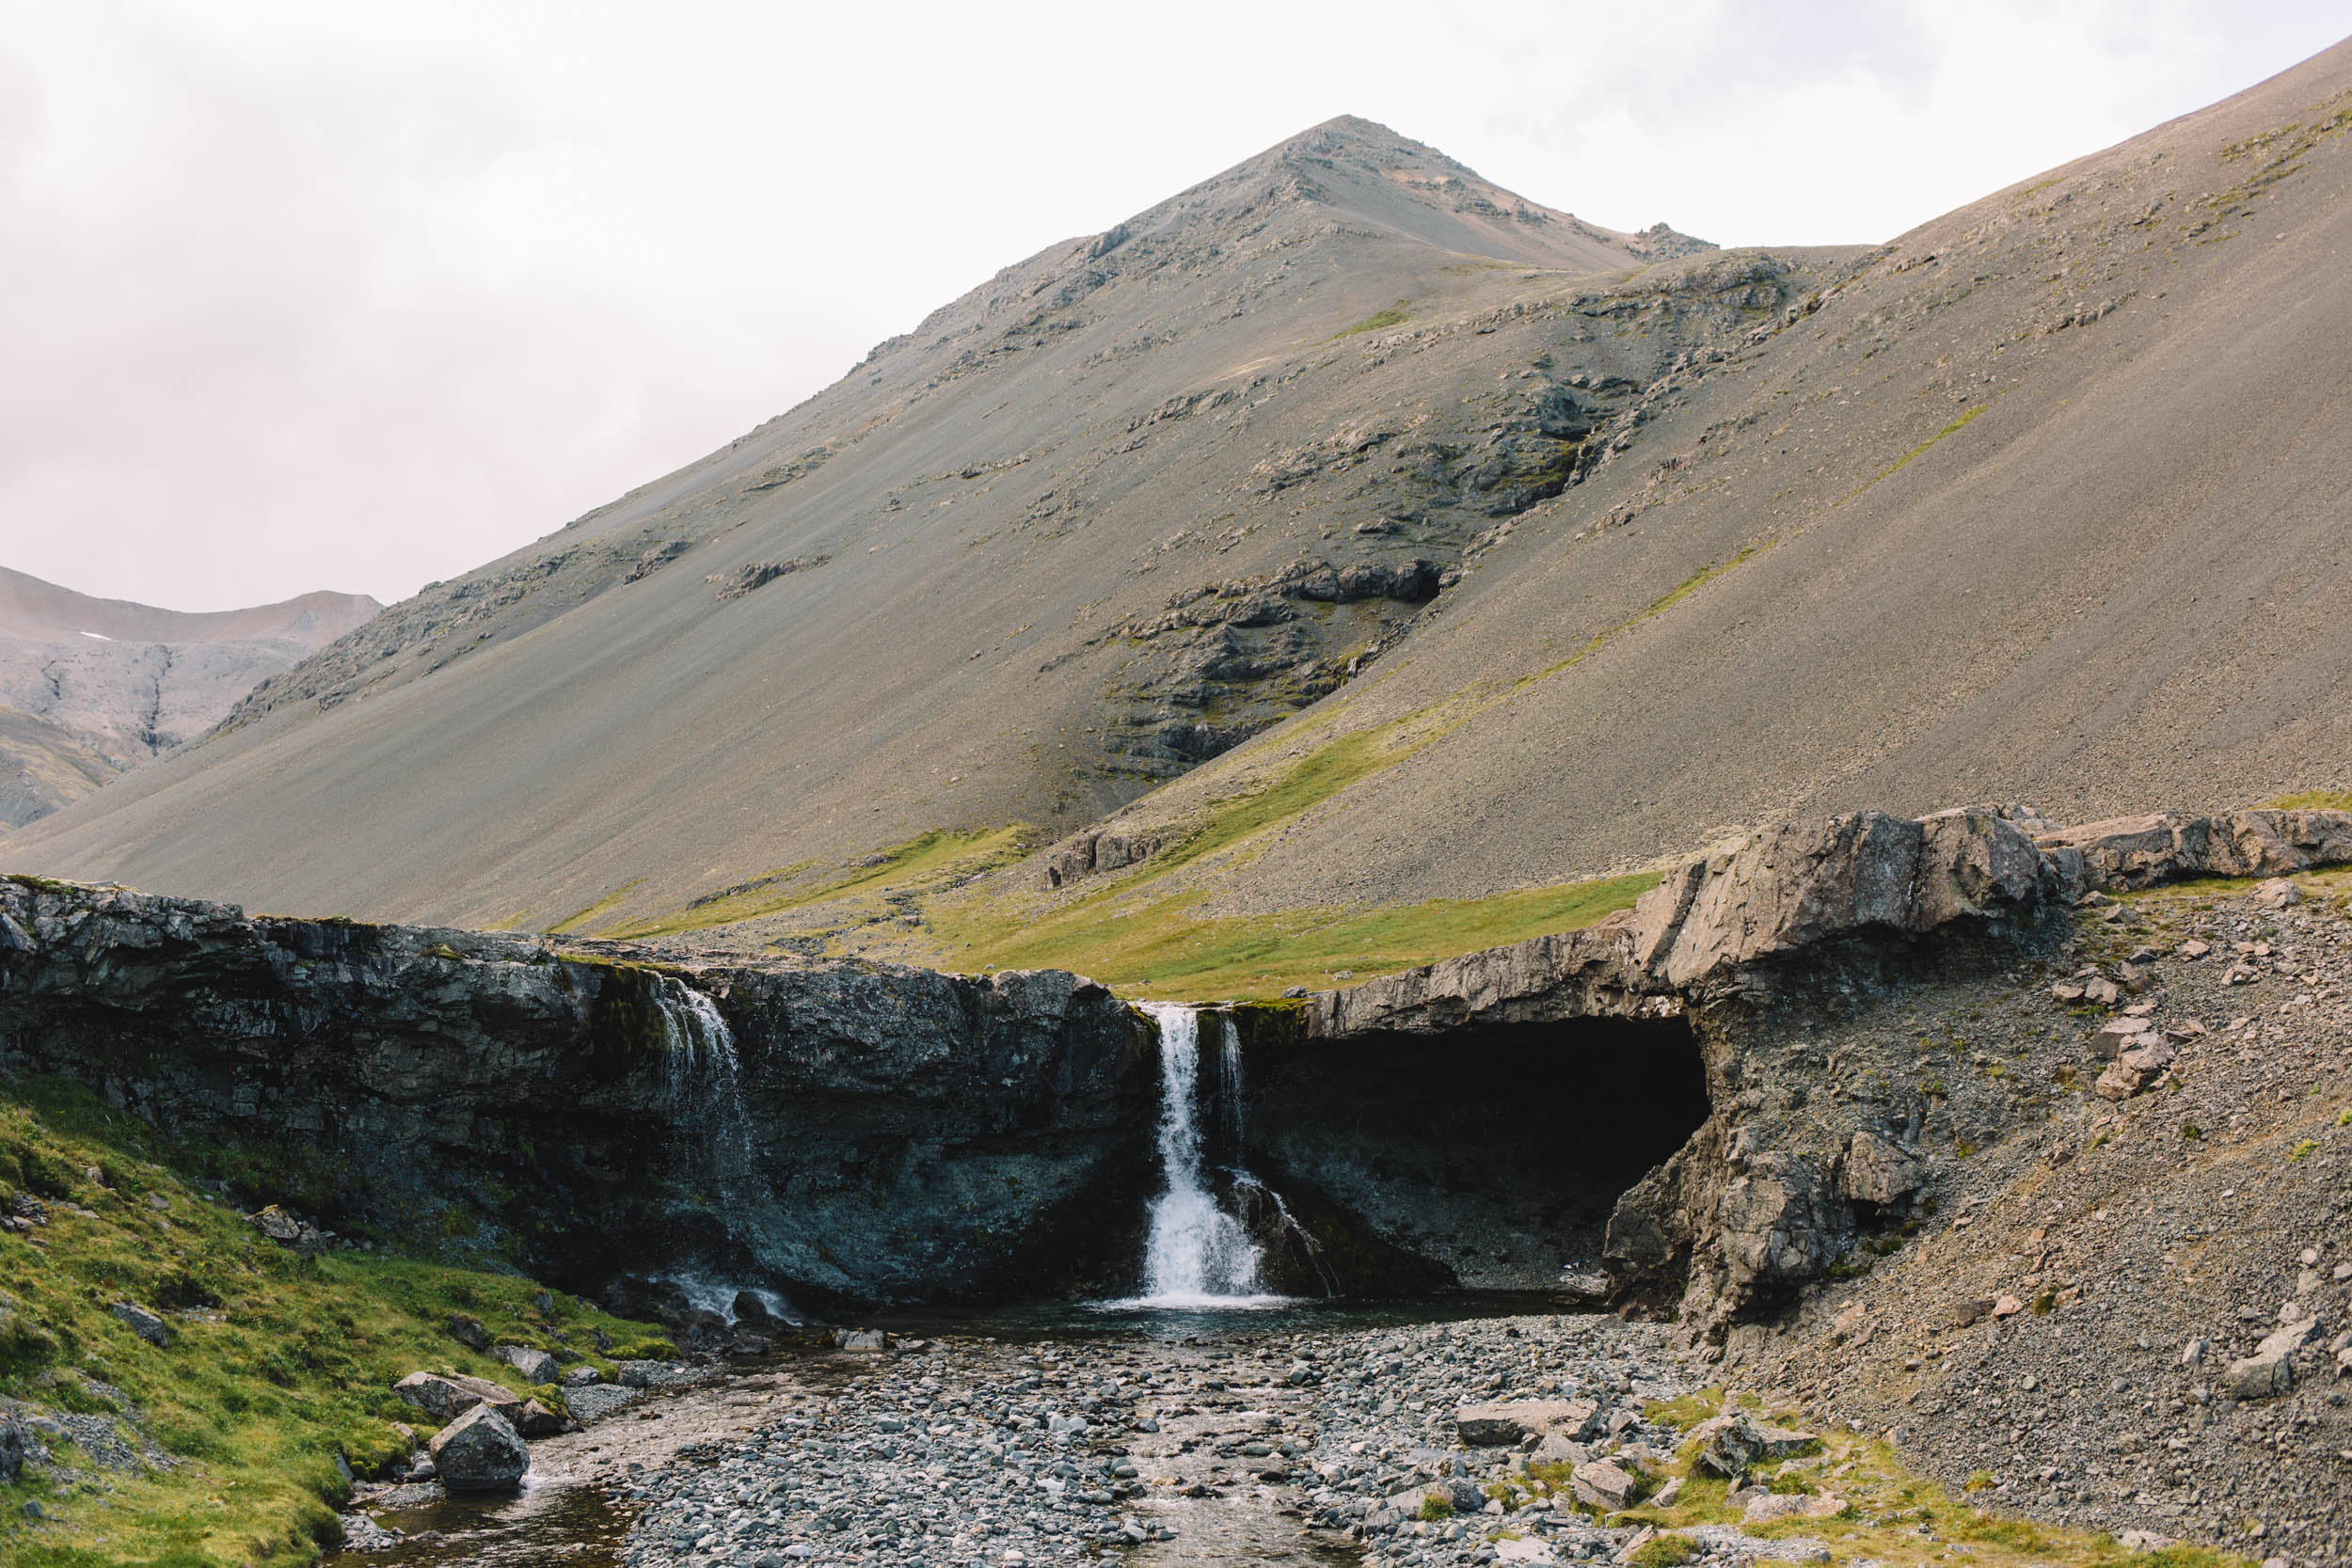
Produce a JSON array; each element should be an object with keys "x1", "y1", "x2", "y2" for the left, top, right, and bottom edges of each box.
[
  {"x1": 5, "y1": 802, "x2": 2345, "y2": 1328},
  {"x1": 0, "y1": 879, "x2": 1154, "y2": 1308}
]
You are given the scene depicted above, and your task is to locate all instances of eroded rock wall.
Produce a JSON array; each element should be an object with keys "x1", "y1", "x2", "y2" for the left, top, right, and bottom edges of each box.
[{"x1": 0, "y1": 879, "x2": 1154, "y2": 1308}]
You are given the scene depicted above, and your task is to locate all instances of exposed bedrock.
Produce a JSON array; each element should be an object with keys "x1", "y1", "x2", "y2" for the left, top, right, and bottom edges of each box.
[
  {"x1": 0, "y1": 880, "x2": 1158, "y2": 1310},
  {"x1": 1, "y1": 802, "x2": 2344, "y2": 1333},
  {"x1": 1293, "y1": 803, "x2": 2352, "y2": 1334}
]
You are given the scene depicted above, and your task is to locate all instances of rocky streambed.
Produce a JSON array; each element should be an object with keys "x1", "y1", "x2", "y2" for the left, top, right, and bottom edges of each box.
[{"x1": 339, "y1": 1309, "x2": 1845, "y2": 1568}]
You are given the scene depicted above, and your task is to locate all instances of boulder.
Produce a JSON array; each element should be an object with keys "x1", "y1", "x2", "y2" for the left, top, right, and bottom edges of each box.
[
  {"x1": 2223, "y1": 1318, "x2": 2318, "y2": 1400},
  {"x1": 560, "y1": 1365, "x2": 603, "y2": 1387},
  {"x1": 0, "y1": 1412, "x2": 24, "y2": 1484},
  {"x1": 514, "y1": 1398, "x2": 568, "y2": 1437},
  {"x1": 834, "y1": 1329, "x2": 887, "y2": 1351},
  {"x1": 1630, "y1": 807, "x2": 2050, "y2": 989},
  {"x1": 428, "y1": 1403, "x2": 529, "y2": 1492},
  {"x1": 1569, "y1": 1458, "x2": 1640, "y2": 1512},
  {"x1": 1455, "y1": 1399, "x2": 1598, "y2": 1447},
  {"x1": 1440, "y1": 1477, "x2": 1486, "y2": 1514},
  {"x1": 446, "y1": 1314, "x2": 490, "y2": 1352},
  {"x1": 1533, "y1": 1433, "x2": 1592, "y2": 1466},
  {"x1": 1743, "y1": 1492, "x2": 1844, "y2": 1524},
  {"x1": 2253, "y1": 878, "x2": 2304, "y2": 910},
  {"x1": 1690, "y1": 1412, "x2": 1763, "y2": 1476},
  {"x1": 394, "y1": 1370, "x2": 524, "y2": 1423},
  {"x1": 493, "y1": 1344, "x2": 559, "y2": 1385},
  {"x1": 1838, "y1": 1131, "x2": 1922, "y2": 1206},
  {"x1": 109, "y1": 1300, "x2": 170, "y2": 1348}
]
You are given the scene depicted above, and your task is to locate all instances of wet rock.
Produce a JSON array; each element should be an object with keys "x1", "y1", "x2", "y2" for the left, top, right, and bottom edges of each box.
[
  {"x1": 427, "y1": 1403, "x2": 529, "y2": 1492},
  {"x1": 338, "y1": 1513, "x2": 404, "y2": 1551}
]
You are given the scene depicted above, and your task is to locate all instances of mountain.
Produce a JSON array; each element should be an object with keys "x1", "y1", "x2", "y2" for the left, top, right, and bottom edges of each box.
[
  {"x1": 0, "y1": 567, "x2": 380, "y2": 829},
  {"x1": 8, "y1": 44, "x2": 2352, "y2": 959}
]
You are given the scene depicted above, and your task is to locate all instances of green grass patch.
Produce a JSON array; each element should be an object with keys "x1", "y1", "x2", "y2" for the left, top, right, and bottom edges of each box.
[
  {"x1": 2265, "y1": 788, "x2": 2352, "y2": 812},
  {"x1": 0, "y1": 1075, "x2": 666, "y2": 1566},
  {"x1": 1325, "y1": 304, "x2": 1410, "y2": 341},
  {"x1": 607, "y1": 827, "x2": 1029, "y2": 941},
  {"x1": 546, "y1": 878, "x2": 644, "y2": 936},
  {"x1": 930, "y1": 869, "x2": 1655, "y2": 1001},
  {"x1": 1522, "y1": 542, "x2": 1772, "y2": 686},
  {"x1": 1597, "y1": 1387, "x2": 2260, "y2": 1567}
]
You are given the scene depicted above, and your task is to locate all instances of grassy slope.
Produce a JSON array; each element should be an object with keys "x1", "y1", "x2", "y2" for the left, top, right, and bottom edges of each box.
[{"x1": 0, "y1": 1075, "x2": 672, "y2": 1568}]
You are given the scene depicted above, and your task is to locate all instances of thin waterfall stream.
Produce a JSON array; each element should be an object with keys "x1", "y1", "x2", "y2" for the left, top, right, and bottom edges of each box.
[{"x1": 1128, "y1": 1002, "x2": 1327, "y2": 1307}]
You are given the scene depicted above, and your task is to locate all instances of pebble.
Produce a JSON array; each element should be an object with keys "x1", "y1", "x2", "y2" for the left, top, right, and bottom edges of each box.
[{"x1": 611, "y1": 1316, "x2": 1810, "y2": 1568}]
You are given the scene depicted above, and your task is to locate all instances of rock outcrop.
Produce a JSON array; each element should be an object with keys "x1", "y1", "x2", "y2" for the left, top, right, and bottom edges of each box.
[
  {"x1": 1298, "y1": 805, "x2": 2352, "y2": 1330},
  {"x1": 6, "y1": 801, "x2": 2344, "y2": 1332}
]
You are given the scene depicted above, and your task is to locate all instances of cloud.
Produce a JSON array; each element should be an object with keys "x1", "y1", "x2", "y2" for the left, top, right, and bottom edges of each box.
[{"x1": 0, "y1": 0, "x2": 2343, "y2": 610}]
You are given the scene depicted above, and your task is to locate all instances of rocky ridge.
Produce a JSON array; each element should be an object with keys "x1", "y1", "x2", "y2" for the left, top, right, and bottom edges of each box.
[{"x1": 0, "y1": 565, "x2": 379, "y2": 830}]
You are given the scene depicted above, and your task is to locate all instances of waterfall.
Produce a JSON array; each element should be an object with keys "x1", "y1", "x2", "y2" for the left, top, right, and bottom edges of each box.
[
  {"x1": 652, "y1": 974, "x2": 756, "y2": 1189},
  {"x1": 1135, "y1": 1003, "x2": 1271, "y2": 1305}
]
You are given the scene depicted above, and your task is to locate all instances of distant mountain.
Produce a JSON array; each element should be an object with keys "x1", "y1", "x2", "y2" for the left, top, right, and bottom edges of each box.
[
  {"x1": 8, "y1": 41, "x2": 2352, "y2": 944},
  {"x1": 0, "y1": 567, "x2": 379, "y2": 829}
]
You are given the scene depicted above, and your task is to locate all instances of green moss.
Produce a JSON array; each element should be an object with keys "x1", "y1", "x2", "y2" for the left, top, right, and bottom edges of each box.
[
  {"x1": 0, "y1": 1076, "x2": 665, "y2": 1566},
  {"x1": 2265, "y1": 788, "x2": 2352, "y2": 812},
  {"x1": 1327, "y1": 305, "x2": 1410, "y2": 342}
]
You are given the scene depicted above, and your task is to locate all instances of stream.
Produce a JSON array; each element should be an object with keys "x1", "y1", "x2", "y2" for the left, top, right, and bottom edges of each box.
[{"x1": 335, "y1": 1006, "x2": 1690, "y2": 1568}]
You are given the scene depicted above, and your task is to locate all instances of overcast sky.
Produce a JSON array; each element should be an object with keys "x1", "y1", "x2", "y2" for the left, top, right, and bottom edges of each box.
[{"x1": 2, "y1": 2, "x2": 2344, "y2": 611}]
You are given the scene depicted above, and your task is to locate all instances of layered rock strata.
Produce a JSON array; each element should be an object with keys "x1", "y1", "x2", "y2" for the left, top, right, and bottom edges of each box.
[{"x1": 0, "y1": 880, "x2": 1154, "y2": 1307}]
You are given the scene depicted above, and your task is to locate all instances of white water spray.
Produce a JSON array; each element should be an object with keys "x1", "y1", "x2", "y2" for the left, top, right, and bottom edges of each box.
[
  {"x1": 653, "y1": 974, "x2": 756, "y2": 1186},
  {"x1": 1133, "y1": 1003, "x2": 1279, "y2": 1306}
]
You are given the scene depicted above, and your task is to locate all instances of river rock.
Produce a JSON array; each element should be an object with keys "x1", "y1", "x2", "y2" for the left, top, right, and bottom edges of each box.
[
  {"x1": 394, "y1": 1370, "x2": 524, "y2": 1423},
  {"x1": 1455, "y1": 1399, "x2": 1596, "y2": 1446},
  {"x1": 494, "y1": 1344, "x2": 559, "y2": 1385},
  {"x1": 428, "y1": 1403, "x2": 529, "y2": 1492},
  {"x1": 515, "y1": 1399, "x2": 568, "y2": 1436}
]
